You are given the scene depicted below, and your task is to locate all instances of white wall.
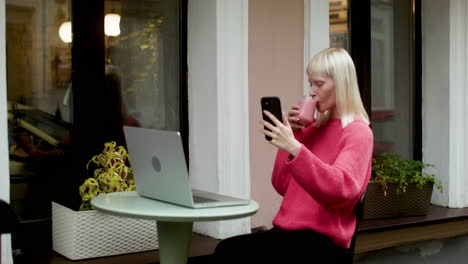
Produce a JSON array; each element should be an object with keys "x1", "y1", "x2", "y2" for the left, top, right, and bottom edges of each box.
[
  {"x1": 446, "y1": 0, "x2": 468, "y2": 207},
  {"x1": 188, "y1": 0, "x2": 251, "y2": 238},
  {"x1": 187, "y1": 0, "x2": 218, "y2": 193},
  {"x1": 1, "y1": 0, "x2": 14, "y2": 262},
  {"x1": 423, "y1": 0, "x2": 468, "y2": 208},
  {"x1": 422, "y1": 0, "x2": 450, "y2": 206},
  {"x1": 248, "y1": 0, "x2": 305, "y2": 228},
  {"x1": 304, "y1": 0, "x2": 329, "y2": 94}
]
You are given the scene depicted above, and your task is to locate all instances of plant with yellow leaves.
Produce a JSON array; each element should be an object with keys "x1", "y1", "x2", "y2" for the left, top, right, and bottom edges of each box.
[{"x1": 79, "y1": 141, "x2": 135, "y2": 210}]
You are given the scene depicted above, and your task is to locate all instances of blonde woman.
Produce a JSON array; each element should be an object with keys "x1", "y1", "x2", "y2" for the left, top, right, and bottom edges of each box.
[{"x1": 213, "y1": 48, "x2": 374, "y2": 263}]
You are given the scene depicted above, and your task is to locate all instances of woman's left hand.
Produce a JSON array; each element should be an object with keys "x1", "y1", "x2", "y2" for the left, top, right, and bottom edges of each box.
[{"x1": 261, "y1": 110, "x2": 302, "y2": 157}]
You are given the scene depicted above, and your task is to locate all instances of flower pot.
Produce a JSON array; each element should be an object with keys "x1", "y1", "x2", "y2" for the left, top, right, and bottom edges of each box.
[
  {"x1": 362, "y1": 181, "x2": 434, "y2": 220},
  {"x1": 52, "y1": 202, "x2": 158, "y2": 260}
]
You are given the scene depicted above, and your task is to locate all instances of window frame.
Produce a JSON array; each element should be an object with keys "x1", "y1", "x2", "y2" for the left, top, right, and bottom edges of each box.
[{"x1": 349, "y1": 0, "x2": 422, "y2": 160}]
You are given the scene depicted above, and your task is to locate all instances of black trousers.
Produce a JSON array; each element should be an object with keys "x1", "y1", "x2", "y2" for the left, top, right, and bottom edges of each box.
[{"x1": 213, "y1": 227, "x2": 347, "y2": 264}]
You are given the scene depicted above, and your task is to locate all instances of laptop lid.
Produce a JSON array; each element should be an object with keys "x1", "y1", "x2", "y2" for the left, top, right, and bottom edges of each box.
[{"x1": 123, "y1": 126, "x2": 196, "y2": 207}]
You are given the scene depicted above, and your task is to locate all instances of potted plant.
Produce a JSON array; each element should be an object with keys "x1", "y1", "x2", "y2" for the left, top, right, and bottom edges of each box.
[
  {"x1": 52, "y1": 142, "x2": 158, "y2": 260},
  {"x1": 363, "y1": 152, "x2": 443, "y2": 220},
  {"x1": 79, "y1": 141, "x2": 136, "y2": 210}
]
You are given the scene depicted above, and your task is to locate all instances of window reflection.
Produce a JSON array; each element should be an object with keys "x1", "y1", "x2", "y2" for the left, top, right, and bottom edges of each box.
[
  {"x1": 6, "y1": 0, "x2": 73, "y2": 255},
  {"x1": 7, "y1": 0, "x2": 184, "y2": 256},
  {"x1": 371, "y1": 0, "x2": 415, "y2": 159},
  {"x1": 105, "y1": 0, "x2": 180, "y2": 131},
  {"x1": 7, "y1": 0, "x2": 72, "y2": 221},
  {"x1": 329, "y1": 0, "x2": 349, "y2": 50}
]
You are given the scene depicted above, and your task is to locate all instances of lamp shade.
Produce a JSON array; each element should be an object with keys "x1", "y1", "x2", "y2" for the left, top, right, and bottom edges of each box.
[
  {"x1": 105, "y1": 13, "x2": 121, "y2": 36},
  {"x1": 58, "y1": 21, "x2": 72, "y2": 43}
]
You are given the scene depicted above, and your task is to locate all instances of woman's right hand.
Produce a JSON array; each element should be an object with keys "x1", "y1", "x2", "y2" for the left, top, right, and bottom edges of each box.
[{"x1": 288, "y1": 105, "x2": 304, "y2": 131}]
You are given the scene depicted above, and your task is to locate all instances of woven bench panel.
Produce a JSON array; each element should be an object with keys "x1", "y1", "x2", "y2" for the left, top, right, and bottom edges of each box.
[
  {"x1": 52, "y1": 202, "x2": 158, "y2": 260},
  {"x1": 363, "y1": 182, "x2": 433, "y2": 220}
]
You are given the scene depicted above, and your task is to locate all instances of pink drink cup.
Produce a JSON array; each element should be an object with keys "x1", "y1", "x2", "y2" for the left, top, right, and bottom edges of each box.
[{"x1": 297, "y1": 96, "x2": 316, "y2": 127}]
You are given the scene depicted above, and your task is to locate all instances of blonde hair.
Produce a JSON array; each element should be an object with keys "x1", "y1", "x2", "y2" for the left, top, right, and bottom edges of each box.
[{"x1": 306, "y1": 48, "x2": 369, "y2": 127}]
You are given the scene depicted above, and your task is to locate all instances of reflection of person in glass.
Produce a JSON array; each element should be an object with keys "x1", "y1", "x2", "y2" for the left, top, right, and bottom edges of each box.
[
  {"x1": 104, "y1": 64, "x2": 141, "y2": 128},
  {"x1": 214, "y1": 48, "x2": 374, "y2": 263},
  {"x1": 13, "y1": 64, "x2": 140, "y2": 159}
]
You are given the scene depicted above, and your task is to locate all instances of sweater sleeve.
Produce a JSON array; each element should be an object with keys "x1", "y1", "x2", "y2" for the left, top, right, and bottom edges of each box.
[
  {"x1": 287, "y1": 122, "x2": 373, "y2": 208},
  {"x1": 271, "y1": 129, "x2": 304, "y2": 196},
  {"x1": 271, "y1": 150, "x2": 292, "y2": 196}
]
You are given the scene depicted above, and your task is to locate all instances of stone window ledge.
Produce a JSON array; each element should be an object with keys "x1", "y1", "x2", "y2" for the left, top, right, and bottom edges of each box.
[{"x1": 356, "y1": 205, "x2": 468, "y2": 253}]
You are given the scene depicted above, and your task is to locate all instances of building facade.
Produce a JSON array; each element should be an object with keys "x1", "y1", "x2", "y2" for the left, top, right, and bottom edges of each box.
[{"x1": 2, "y1": 0, "x2": 468, "y2": 262}]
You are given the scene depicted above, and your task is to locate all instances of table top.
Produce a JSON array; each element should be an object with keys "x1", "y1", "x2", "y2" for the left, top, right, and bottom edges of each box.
[{"x1": 91, "y1": 191, "x2": 259, "y2": 222}]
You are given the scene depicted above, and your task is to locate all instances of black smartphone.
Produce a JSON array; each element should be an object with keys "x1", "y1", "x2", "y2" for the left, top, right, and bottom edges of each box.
[{"x1": 261, "y1": 97, "x2": 283, "y2": 141}]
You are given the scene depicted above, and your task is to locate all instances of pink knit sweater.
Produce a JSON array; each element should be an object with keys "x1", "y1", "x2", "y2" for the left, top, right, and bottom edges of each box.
[{"x1": 271, "y1": 118, "x2": 373, "y2": 248}]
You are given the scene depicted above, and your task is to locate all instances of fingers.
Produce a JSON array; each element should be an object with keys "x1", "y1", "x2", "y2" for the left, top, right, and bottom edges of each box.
[
  {"x1": 288, "y1": 105, "x2": 300, "y2": 116},
  {"x1": 288, "y1": 114, "x2": 300, "y2": 124},
  {"x1": 288, "y1": 110, "x2": 300, "y2": 120},
  {"x1": 259, "y1": 119, "x2": 284, "y2": 140},
  {"x1": 263, "y1": 110, "x2": 283, "y2": 127},
  {"x1": 263, "y1": 128, "x2": 276, "y2": 139},
  {"x1": 288, "y1": 106, "x2": 301, "y2": 125},
  {"x1": 288, "y1": 109, "x2": 300, "y2": 116},
  {"x1": 260, "y1": 119, "x2": 276, "y2": 132},
  {"x1": 259, "y1": 120, "x2": 277, "y2": 140},
  {"x1": 282, "y1": 112, "x2": 290, "y2": 128},
  {"x1": 290, "y1": 105, "x2": 301, "y2": 111},
  {"x1": 290, "y1": 123, "x2": 304, "y2": 130},
  {"x1": 288, "y1": 109, "x2": 303, "y2": 131}
]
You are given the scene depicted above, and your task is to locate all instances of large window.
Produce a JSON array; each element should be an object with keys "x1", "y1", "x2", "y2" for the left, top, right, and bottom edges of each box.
[
  {"x1": 6, "y1": 0, "x2": 187, "y2": 257},
  {"x1": 329, "y1": 0, "x2": 349, "y2": 50},
  {"x1": 106, "y1": 0, "x2": 183, "y2": 131},
  {"x1": 370, "y1": 0, "x2": 419, "y2": 159},
  {"x1": 334, "y1": 0, "x2": 421, "y2": 160}
]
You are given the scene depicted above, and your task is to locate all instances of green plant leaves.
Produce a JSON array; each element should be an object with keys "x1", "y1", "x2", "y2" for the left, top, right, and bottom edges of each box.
[
  {"x1": 372, "y1": 152, "x2": 443, "y2": 195},
  {"x1": 79, "y1": 141, "x2": 135, "y2": 211}
]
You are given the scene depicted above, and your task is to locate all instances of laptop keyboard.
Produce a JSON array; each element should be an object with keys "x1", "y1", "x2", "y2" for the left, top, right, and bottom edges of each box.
[{"x1": 193, "y1": 196, "x2": 218, "y2": 203}]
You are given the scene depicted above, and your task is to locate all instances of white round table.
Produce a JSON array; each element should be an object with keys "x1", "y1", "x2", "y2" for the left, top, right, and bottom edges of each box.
[{"x1": 91, "y1": 191, "x2": 259, "y2": 264}]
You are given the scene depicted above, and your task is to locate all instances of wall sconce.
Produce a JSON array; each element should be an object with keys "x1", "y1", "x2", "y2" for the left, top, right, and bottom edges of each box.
[
  {"x1": 105, "y1": 13, "x2": 121, "y2": 37},
  {"x1": 58, "y1": 13, "x2": 121, "y2": 43},
  {"x1": 58, "y1": 21, "x2": 72, "y2": 43}
]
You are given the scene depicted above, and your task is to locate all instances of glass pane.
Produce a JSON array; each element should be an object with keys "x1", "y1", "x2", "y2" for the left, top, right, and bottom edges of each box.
[
  {"x1": 6, "y1": 0, "x2": 73, "y2": 256},
  {"x1": 105, "y1": 0, "x2": 180, "y2": 131},
  {"x1": 329, "y1": 0, "x2": 349, "y2": 50},
  {"x1": 371, "y1": 0, "x2": 414, "y2": 159},
  {"x1": 6, "y1": 0, "x2": 184, "y2": 257},
  {"x1": 7, "y1": 0, "x2": 72, "y2": 221}
]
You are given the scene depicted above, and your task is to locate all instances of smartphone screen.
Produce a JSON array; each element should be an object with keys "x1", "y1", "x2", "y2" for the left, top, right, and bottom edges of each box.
[{"x1": 261, "y1": 97, "x2": 283, "y2": 141}]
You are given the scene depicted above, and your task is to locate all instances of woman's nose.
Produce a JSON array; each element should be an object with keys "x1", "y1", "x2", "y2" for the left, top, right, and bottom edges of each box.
[{"x1": 309, "y1": 90, "x2": 317, "y2": 99}]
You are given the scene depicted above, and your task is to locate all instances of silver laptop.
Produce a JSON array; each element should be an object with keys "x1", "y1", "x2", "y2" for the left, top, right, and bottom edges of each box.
[{"x1": 123, "y1": 126, "x2": 250, "y2": 208}]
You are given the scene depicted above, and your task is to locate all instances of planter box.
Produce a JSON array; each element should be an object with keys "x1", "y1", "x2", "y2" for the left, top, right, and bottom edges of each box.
[
  {"x1": 52, "y1": 202, "x2": 158, "y2": 260},
  {"x1": 363, "y1": 181, "x2": 434, "y2": 220}
]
